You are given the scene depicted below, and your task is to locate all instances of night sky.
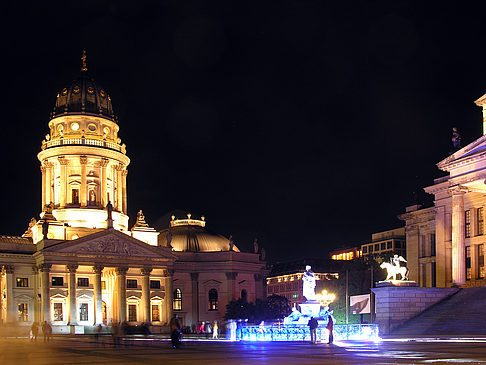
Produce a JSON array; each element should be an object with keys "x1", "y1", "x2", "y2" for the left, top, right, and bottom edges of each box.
[{"x1": 1, "y1": 2, "x2": 486, "y2": 262}]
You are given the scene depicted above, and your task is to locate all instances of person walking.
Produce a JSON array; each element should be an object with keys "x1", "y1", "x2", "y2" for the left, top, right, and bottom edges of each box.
[
  {"x1": 326, "y1": 314, "x2": 334, "y2": 344},
  {"x1": 30, "y1": 322, "x2": 39, "y2": 342},
  {"x1": 205, "y1": 321, "x2": 212, "y2": 339},
  {"x1": 308, "y1": 317, "x2": 318, "y2": 344},
  {"x1": 170, "y1": 315, "x2": 182, "y2": 348},
  {"x1": 212, "y1": 321, "x2": 219, "y2": 339}
]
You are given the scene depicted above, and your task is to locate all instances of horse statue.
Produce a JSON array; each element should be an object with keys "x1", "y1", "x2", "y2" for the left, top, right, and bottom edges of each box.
[{"x1": 380, "y1": 261, "x2": 409, "y2": 281}]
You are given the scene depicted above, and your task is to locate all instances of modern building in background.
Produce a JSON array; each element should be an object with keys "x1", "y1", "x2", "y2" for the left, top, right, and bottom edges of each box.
[
  {"x1": 330, "y1": 247, "x2": 362, "y2": 261},
  {"x1": 400, "y1": 93, "x2": 486, "y2": 288},
  {"x1": 266, "y1": 259, "x2": 338, "y2": 307},
  {"x1": 361, "y1": 228, "x2": 406, "y2": 259},
  {"x1": 0, "y1": 57, "x2": 266, "y2": 334}
]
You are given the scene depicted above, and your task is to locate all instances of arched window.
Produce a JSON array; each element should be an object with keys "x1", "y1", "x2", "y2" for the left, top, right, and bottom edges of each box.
[
  {"x1": 208, "y1": 288, "x2": 218, "y2": 311},
  {"x1": 241, "y1": 289, "x2": 248, "y2": 302},
  {"x1": 173, "y1": 288, "x2": 182, "y2": 311}
]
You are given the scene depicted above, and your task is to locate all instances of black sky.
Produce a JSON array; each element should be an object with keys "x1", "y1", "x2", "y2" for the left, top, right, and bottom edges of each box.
[{"x1": 1, "y1": 1, "x2": 486, "y2": 262}]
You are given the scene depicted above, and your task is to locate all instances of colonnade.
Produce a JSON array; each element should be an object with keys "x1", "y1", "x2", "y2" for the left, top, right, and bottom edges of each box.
[{"x1": 40, "y1": 156, "x2": 128, "y2": 214}]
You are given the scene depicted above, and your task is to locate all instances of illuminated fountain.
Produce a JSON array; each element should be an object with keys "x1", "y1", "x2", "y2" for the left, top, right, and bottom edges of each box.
[{"x1": 241, "y1": 266, "x2": 380, "y2": 342}]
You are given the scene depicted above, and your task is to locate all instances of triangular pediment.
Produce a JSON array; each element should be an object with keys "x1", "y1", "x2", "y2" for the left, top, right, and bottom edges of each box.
[
  {"x1": 438, "y1": 134, "x2": 486, "y2": 172},
  {"x1": 42, "y1": 228, "x2": 175, "y2": 260}
]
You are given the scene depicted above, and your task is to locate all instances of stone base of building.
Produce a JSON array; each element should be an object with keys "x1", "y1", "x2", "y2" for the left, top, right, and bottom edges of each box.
[{"x1": 372, "y1": 286, "x2": 459, "y2": 335}]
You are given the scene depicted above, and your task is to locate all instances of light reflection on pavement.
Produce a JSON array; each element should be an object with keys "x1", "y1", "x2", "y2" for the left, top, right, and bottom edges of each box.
[{"x1": 1, "y1": 336, "x2": 486, "y2": 364}]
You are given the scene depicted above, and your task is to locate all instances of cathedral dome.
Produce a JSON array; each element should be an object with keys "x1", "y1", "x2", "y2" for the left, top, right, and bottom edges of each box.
[
  {"x1": 160, "y1": 215, "x2": 240, "y2": 253},
  {"x1": 51, "y1": 73, "x2": 115, "y2": 122}
]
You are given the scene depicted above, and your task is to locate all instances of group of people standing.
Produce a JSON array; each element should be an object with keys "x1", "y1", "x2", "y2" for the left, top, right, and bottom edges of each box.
[{"x1": 308, "y1": 314, "x2": 334, "y2": 345}]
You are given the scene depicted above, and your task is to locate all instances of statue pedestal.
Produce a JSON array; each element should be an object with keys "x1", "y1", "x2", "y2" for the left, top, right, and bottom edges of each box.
[
  {"x1": 376, "y1": 280, "x2": 418, "y2": 287},
  {"x1": 299, "y1": 301, "x2": 321, "y2": 317}
]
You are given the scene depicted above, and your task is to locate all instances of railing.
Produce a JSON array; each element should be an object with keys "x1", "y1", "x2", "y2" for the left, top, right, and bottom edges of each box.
[
  {"x1": 41, "y1": 138, "x2": 126, "y2": 154},
  {"x1": 241, "y1": 323, "x2": 379, "y2": 341}
]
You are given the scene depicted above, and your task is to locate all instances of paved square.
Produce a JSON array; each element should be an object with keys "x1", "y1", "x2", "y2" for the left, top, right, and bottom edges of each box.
[{"x1": 1, "y1": 337, "x2": 486, "y2": 364}]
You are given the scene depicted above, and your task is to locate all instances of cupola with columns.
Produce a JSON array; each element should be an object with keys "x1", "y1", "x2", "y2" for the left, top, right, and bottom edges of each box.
[{"x1": 32, "y1": 51, "x2": 130, "y2": 243}]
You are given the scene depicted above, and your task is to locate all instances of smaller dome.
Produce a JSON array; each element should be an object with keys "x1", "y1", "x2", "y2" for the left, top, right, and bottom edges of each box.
[
  {"x1": 51, "y1": 73, "x2": 115, "y2": 122},
  {"x1": 160, "y1": 215, "x2": 240, "y2": 252}
]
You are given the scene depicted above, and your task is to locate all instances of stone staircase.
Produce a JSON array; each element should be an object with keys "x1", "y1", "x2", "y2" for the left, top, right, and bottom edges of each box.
[{"x1": 392, "y1": 287, "x2": 486, "y2": 336}]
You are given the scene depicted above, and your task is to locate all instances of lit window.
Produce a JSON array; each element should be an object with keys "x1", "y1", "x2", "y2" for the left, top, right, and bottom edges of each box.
[
  {"x1": 16, "y1": 278, "x2": 28, "y2": 287},
  {"x1": 173, "y1": 288, "x2": 182, "y2": 311},
  {"x1": 79, "y1": 303, "x2": 88, "y2": 321},
  {"x1": 101, "y1": 281, "x2": 107, "y2": 290},
  {"x1": 128, "y1": 304, "x2": 137, "y2": 322},
  {"x1": 478, "y1": 208, "x2": 484, "y2": 236},
  {"x1": 465, "y1": 210, "x2": 471, "y2": 238},
  {"x1": 466, "y1": 246, "x2": 472, "y2": 280},
  {"x1": 18, "y1": 303, "x2": 28, "y2": 321},
  {"x1": 152, "y1": 304, "x2": 160, "y2": 322},
  {"x1": 77, "y1": 278, "x2": 89, "y2": 287},
  {"x1": 53, "y1": 303, "x2": 63, "y2": 321},
  {"x1": 479, "y1": 244, "x2": 485, "y2": 279},
  {"x1": 208, "y1": 289, "x2": 218, "y2": 311}
]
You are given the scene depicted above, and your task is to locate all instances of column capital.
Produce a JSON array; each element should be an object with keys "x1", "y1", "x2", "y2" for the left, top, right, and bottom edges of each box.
[
  {"x1": 450, "y1": 185, "x2": 468, "y2": 196},
  {"x1": 92, "y1": 265, "x2": 104, "y2": 274},
  {"x1": 116, "y1": 267, "x2": 128, "y2": 275},
  {"x1": 32, "y1": 265, "x2": 39, "y2": 274},
  {"x1": 40, "y1": 165, "x2": 47, "y2": 173},
  {"x1": 66, "y1": 264, "x2": 78, "y2": 273},
  {"x1": 122, "y1": 170, "x2": 128, "y2": 176},
  {"x1": 190, "y1": 272, "x2": 199, "y2": 281},
  {"x1": 80, "y1": 155, "x2": 88, "y2": 165},
  {"x1": 141, "y1": 267, "x2": 153, "y2": 276},
  {"x1": 4, "y1": 265, "x2": 14, "y2": 274},
  {"x1": 225, "y1": 272, "x2": 238, "y2": 280},
  {"x1": 100, "y1": 158, "x2": 109, "y2": 167},
  {"x1": 39, "y1": 263, "x2": 52, "y2": 272},
  {"x1": 115, "y1": 163, "x2": 125, "y2": 171},
  {"x1": 58, "y1": 156, "x2": 69, "y2": 165}
]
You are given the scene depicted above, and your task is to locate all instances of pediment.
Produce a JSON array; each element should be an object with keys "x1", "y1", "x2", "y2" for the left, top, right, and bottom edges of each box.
[
  {"x1": 42, "y1": 229, "x2": 174, "y2": 260},
  {"x1": 438, "y1": 134, "x2": 486, "y2": 172}
]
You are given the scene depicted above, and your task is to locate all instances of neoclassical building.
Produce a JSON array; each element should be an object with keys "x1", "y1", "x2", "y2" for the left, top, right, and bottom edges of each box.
[
  {"x1": 400, "y1": 93, "x2": 486, "y2": 288},
  {"x1": 0, "y1": 56, "x2": 266, "y2": 334}
]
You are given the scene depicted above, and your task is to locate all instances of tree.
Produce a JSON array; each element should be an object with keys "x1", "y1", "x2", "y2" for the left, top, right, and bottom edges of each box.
[
  {"x1": 224, "y1": 298, "x2": 254, "y2": 321},
  {"x1": 224, "y1": 295, "x2": 291, "y2": 323},
  {"x1": 265, "y1": 295, "x2": 291, "y2": 321}
]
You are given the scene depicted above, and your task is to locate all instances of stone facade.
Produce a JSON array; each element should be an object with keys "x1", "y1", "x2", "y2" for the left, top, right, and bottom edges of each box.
[
  {"x1": 372, "y1": 286, "x2": 458, "y2": 334},
  {"x1": 400, "y1": 93, "x2": 486, "y2": 289},
  {"x1": 0, "y1": 58, "x2": 266, "y2": 334}
]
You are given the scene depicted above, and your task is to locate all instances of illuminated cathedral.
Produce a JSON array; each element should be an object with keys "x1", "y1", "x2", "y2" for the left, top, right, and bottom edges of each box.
[{"x1": 0, "y1": 54, "x2": 266, "y2": 334}]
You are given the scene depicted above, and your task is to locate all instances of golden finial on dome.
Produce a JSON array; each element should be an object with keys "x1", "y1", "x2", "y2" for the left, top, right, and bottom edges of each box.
[{"x1": 81, "y1": 50, "x2": 88, "y2": 72}]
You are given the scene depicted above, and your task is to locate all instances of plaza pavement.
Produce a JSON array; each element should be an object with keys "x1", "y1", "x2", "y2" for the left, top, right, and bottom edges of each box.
[{"x1": 1, "y1": 335, "x2": 486, "y2": 364}]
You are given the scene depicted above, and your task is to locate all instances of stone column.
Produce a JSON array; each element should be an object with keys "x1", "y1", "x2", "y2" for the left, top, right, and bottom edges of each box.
[
  {"x1": 93, "y1": 265, "x2": 104, "y2": 325},
  {"x1": 165, "y1": 270, "x2": 174, "y2": 325},
  {"x1": 32, "y1": 265, "x2": 40, "y2": 324},
  {"x1": 226, "y1": 272, "x2": 238, "y2": 302},
  {"x1": 122, "y1": 170, "x2": 128, "y2": 215},
  {"x1": 190, "y1": 273, "x2": 199, "y2": 325},
  {"x1": 45, "y1": 162, "x2": 52, "y2": 205},
  {"x1": 67, "y1": 264, "x2": 78, "y2": 325},
  {"x1": 40, "y1": 165, "x2": 47, "y2": 210},
  {"x1": 58, "y1": 157, "x2": 68, "y2": 207},
  {"x1": 5, "y1": 266, "x2": 15, "y2": 323},
  {"x1": 116, "y1": 165, "x2": 123, "y2": 212},
  {"x1": 452, "y1": 188, "x2": 467, "y2": 286},
  {"x1": 141, "y1": 268, "x2": 152, "y2": 324},
  {"x1": 116, "y1": 267, "x2": 128, "y2": 323},
  {"x1": 0, "y1": 268, "x2": 4, "y2": 324},
  {"x1": 100, "y1": 158, "x2": 109, "y2": 207},
  {"x1": 40, "y1": 264, "x2": 52, "y2": 322},
  {"x1": 254, "y1": 273, "x2": 263, "y2": 301},
  {"x1": 80, "y1": 156, "x2": 88, "y2": 207}
]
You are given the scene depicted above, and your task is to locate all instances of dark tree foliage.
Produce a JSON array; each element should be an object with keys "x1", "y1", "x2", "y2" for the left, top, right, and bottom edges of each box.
[{"x1": 224, "y1": 295, "x2": 291, "y2": 323}]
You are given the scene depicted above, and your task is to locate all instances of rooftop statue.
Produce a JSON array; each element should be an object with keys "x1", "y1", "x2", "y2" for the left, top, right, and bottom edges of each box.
[
  {"x1": 302, "y1": 265, "x2": 316, "y2": 301},
  {"x1": 380, "y1": 254, "x2": 409, "y2": 281}
]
